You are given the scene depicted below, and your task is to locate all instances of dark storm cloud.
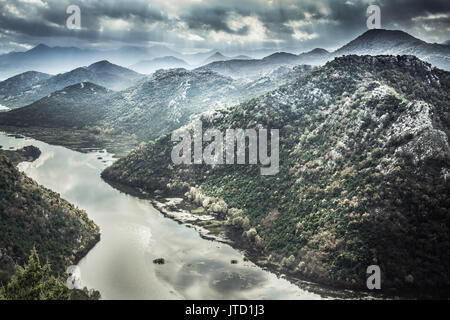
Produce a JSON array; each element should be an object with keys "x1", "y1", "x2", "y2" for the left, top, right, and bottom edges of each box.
[{"x1": 0, "y1": 0, "x2": 449, "y2": 53}]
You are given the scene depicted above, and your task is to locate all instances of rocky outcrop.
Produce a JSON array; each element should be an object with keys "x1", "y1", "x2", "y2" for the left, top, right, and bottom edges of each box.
[{"x1": 0, "y1": 145, "x2": 41, "y2": 165}]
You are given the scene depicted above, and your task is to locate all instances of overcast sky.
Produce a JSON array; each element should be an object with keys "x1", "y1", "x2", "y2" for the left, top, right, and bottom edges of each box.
[{"x1": 0, "y1": 0, "x2": 449, "y2": 54}]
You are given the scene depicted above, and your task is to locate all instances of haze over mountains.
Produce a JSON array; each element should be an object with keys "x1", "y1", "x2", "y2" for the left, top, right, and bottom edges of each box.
[
  {"x1": 1, "y1": 29, "x2": 449, "y2": 82},
  {"x1": 1, "y1": 29, "x2": 449, "y2": 153},
  {"x1": 0, "y1": 61, "x2": 144, "y2": 109},
  {"x1": 0, "y1": 63, "x2": 312, "y2": 154},
  {"x1": 0, "y1": 44, "x2": 214, "y2": 80}
]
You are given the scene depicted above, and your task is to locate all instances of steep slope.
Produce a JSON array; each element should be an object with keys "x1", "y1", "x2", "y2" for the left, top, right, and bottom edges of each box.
[
  {"x1": 0, "y1": 154, "x2": 100, "y2": 275},
  {"x1": 102, "y1": 55, "x2": 450, "y2": 291},
  {"x1": 0, "y1": 61, "x2": 143, "y2": 109},
  {"x1": 242, "y1": 65, "x2": 313, "y2": 95},
  {"x1": 102, "y1": 69, "x2": 254, "y2": 142}
]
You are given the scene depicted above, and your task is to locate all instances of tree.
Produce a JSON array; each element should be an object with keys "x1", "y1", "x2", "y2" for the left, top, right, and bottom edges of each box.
[{"x1": 1, "y1": 247, "x2": 70, "y2": 300}]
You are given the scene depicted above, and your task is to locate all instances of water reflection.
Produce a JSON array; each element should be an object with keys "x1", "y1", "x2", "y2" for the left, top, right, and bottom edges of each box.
[{"x1": 0, "y1": 132, "x2": 322, "y2": 300}]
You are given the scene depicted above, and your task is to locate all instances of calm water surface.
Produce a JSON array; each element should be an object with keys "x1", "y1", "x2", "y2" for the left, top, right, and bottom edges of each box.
[{"x1": 0, "y1": 132, "x2": 326, "y2": 300}]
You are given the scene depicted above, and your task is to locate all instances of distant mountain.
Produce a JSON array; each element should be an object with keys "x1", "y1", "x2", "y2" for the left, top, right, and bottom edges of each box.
[
  {"x1": 443, "y1": 40, "x2": 450, "y2": 46},
  {"x1": 0, "y1": 61, "x2": 143, "y2": 109},
  {"x1": 334, "y1": 29, "x2": 450, "y2": 70},
  {"x1": 297, "y1": 48, "x2": 330, "y2": 65},
  {"x1": 103, "y1": 55, "x2": 450, "y2": 291},
  {"x1": 262, "y1": 52, "x2": 302, "y2": 64},
  {"x1": 206, "y1": 30, "x2": 450, "y2": 73},
  {"x1": 232, "y1": 55, "x2": 252, "y2": 60},
  {"x1": 85, "y1": 60, "x2": 144, "y2": 89},
  {"x1": 0, "y1": 66, "x2": 312, "y2": 154},
  {"x1": 0, "y1": 44, "x2": 180, "y2": 79},
  {"x1": 203, "y1": 52, "x2": 229, "y2": 64},
  {"x1": 336, "y1": 29, "x2": 423, "y2": 54},
  {"x1": 130, "y1": 56, "x2": 190, "y2": 74},
  {"x1": 208, "y1": 29, "x2": 450, "y2": 75},
  {"x1": 1, "y1": 29, "x2": 448, "y2": 80},
  {"x1": 179, "y1": 50, "x2": 217, "y2": 65},
  {"x1": 0, "y1": 44, "x2": 99, "y2": 79},
  {"x1": 198, "y1": 52, "x2": 309, "y2": 79}
]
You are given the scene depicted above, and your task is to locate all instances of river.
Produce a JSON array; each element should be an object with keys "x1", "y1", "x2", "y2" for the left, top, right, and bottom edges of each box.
[{"x1": 0, "y1": 132, "x2": 332, "y2": 300}]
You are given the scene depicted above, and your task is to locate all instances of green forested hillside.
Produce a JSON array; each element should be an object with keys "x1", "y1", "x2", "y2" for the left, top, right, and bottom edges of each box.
[
  {"x1": 102, "y1": 55, "x2": 450, "y2": 290},
  {"x1": 0, "y1": 155, "x2": 100, "y2": 276}
]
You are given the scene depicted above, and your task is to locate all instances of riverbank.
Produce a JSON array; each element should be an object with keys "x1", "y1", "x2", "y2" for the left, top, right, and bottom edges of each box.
[
  {"x1": 101, "y1": 177, "x2": 388, "y2": 300},
  {"x1": 0, "y1": 140, "x2": 101, "y2": 277},
  {"x1": 102, "y1": 174, "x2": 450, "y2": 299},
  {"x1": 1, "y1": 132, "x2": 326, "y2": 299}
]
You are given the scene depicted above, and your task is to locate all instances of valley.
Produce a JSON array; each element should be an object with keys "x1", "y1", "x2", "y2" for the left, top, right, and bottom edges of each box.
[{"x1": 0, "y1": 132, "x2": 350, "y2": 300}]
